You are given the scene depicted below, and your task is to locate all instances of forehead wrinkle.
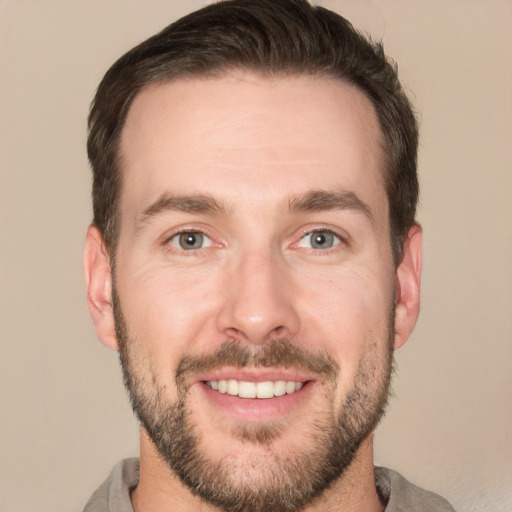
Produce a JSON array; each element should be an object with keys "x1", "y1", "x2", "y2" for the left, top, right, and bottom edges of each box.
[
  {"x1": 136, "y1": 192, "x2": 232, "y2": 229},
  {"x1": 286, "y1": 189, "x2": 376, "y2": 225}
]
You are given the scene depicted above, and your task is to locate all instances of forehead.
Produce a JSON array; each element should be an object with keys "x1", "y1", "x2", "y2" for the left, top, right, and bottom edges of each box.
[{"x1": 119, "y1": 72, "x2": 386, "y2": 221}]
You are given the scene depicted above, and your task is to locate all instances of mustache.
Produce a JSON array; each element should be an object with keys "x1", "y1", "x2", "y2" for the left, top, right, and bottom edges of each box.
[{"x1": 176, "y1": 339, "x2": 339, "y2": 387}]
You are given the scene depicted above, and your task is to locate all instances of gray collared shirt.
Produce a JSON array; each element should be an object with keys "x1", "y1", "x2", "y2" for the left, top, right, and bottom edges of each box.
[{"x1": 83, "y1": 458, "x2": 456, "y2": 511}]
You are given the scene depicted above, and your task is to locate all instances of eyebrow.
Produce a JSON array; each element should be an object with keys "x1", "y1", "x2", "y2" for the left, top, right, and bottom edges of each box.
[
  {"x1": 137, "y1": 193, "x2": 230, "y2": 228},
  {"x1": 136, "y1": 188, "x2": 375, "y2": 229},
  {"x1": 287, "y1": 190, "x2": 375, "y2": 223}
]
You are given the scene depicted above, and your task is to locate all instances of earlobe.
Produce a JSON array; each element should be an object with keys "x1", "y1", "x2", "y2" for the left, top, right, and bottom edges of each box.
[
  {"x1": 83, "y1": 225, "x2": 118, "y2": 350},
  {"x1": 394, "y1": 224, "x2": 422, "y2": 349}
]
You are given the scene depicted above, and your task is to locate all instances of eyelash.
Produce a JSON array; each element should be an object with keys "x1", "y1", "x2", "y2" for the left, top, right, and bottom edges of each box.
[
  {"x1": 163, "y1": 229, "x2": 214, "y2": 254},
  {"x1": 295, "y1": 228, "x2": 345, "y2": 251},
  {"x1": 161, "y1": 226, "x2": 346, "y2": 255}
]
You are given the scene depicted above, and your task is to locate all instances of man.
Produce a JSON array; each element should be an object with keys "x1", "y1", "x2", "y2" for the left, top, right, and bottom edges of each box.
[{"x1": 83, "y1": 1, "x2": 455, "y2": 511}]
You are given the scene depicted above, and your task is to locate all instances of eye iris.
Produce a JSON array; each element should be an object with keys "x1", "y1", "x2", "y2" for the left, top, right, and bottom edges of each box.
[
  {"x1": 179, "y1": 233, "x2": 203, "y2": 249},
  {"x1": 311, "y1": 231, "x2": 334, "y2": 249}
]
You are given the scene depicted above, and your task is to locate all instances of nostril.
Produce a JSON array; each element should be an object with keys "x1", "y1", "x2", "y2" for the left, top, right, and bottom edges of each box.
[{"x1": 222, "y1": 327, "x2": 246, "y2": 342}]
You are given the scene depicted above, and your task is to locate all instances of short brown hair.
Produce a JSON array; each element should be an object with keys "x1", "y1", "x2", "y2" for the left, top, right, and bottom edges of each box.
[{"x1": 88, "y1": 0, "x2": 419, "y2": 264}]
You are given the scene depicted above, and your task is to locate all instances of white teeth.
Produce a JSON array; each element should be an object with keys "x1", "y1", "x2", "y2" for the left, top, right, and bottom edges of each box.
[
  {"x1": 206, "y1": 379, "x2": 305, "y2": 399},
  {"x1": 256, "y1": 381, "x2": 274, "y2": 399},
  {"x1": 227, "y1": 379, "x2": 238, "y2": 396},
  {"x1": 274, "y1": 380, "x2": 287, "y2": 396},
  {"x1": 286, "y1": 381, "x2": 296, "y2": 394},
  {"x1": 239, "y1": 381, "x2": 256, "y2": 398}
]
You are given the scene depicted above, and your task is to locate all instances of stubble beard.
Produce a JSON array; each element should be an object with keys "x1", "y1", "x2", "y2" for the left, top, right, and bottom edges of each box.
[{"x1": 113, "y1": 291, "x2": 395, "y2": 512}]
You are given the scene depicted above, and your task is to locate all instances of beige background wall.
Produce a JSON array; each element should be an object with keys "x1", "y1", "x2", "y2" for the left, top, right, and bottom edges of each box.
[{"x1": 1, "y1": 1, "x2": 510, "y2": 511}]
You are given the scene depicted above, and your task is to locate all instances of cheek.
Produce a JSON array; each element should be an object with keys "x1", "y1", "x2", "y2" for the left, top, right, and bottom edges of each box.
[
  {"x1": 297, "y1": 266, "x2": 393, "y2": 379},
  {"x1": 117, "y1": 266, "x2": 221, "y2": 378}
]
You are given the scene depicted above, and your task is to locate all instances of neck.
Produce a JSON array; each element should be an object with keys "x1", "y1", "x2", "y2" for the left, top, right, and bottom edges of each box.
[{"x1": 131, "y1": 430, "x2": 384, "y2": 512}]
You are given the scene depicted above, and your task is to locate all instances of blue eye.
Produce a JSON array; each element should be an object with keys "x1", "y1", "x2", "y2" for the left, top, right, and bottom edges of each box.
[
  {"x1": 169, "y1": 232, "x2": 212, "y2": 250},
  {"x1": 298, "y1": 230, "x2": 341, "y2": 250}
]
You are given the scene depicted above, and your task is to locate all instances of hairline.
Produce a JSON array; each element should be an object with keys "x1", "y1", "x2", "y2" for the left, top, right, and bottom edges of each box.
[{"x1": 104, "y1": 66, "x2": 394, "y2": 264}]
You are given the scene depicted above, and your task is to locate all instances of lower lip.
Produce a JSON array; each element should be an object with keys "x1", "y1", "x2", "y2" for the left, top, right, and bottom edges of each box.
[{"x1": 198, "y1": 381, "x2": 314, "y2": 421}]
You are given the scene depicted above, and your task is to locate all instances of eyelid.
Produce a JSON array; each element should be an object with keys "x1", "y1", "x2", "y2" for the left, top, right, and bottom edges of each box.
[
  {"x1": 161, "y1": 225, "x2": 222, "y2": 252},
  {"x1": 293, "y1": 226, "x2": 348, "y2": 250},
  {"x1": 168, "y1": 231, "x2": 213, "y2": 250}
]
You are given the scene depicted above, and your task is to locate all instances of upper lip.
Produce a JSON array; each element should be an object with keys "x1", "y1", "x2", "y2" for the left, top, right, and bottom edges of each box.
[{"x1": 194, "y1": 368, "x2": 316, "y2": 384}]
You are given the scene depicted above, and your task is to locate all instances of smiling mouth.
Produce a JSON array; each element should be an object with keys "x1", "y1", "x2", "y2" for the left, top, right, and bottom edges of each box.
[{"x1": 205, "y1": 379, "x2": 305, "y2": 399}]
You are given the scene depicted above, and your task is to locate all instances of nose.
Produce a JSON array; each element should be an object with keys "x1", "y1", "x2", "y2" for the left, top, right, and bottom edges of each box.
[{"x1": 215, "y1": 249, "x2": 300, "y2": 345}]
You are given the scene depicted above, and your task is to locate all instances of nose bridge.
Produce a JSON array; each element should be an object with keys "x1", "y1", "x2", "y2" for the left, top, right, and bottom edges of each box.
[{"x1": 216, "y1": 242, "x2": 300, "y2": 344}]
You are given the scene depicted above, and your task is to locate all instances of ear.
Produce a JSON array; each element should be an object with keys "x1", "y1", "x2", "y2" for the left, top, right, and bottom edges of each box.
[
  {"x1": 83, "y1": 225, "x2": 118, "y2": 350},
  {"x1": 394, "y1": 224, "x2": 422, "y2": 349}
]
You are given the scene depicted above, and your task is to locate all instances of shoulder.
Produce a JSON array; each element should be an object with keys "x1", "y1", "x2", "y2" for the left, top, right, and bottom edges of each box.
[
  {"x1": 82, "y1": 458, "x2": 140, "y2": 512},
  {"x1": 375, "y1": 467, "x2": 456, "y2": 512}
]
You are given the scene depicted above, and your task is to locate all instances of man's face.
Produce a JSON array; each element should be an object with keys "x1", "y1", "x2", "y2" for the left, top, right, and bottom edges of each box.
[{"x1": 106, "y1": 73, "x2": 404, "y2": 511}]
